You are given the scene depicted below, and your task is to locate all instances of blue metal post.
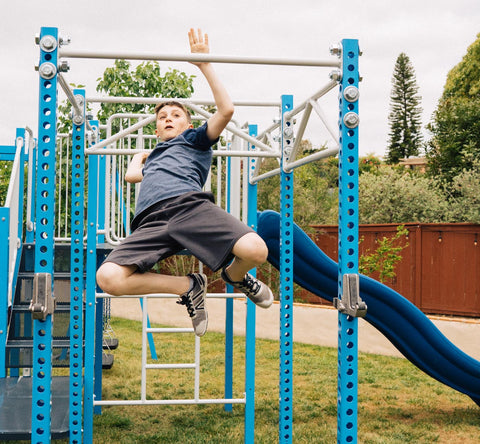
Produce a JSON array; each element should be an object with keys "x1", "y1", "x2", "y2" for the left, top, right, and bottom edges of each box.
[
  {"x1": 84, "y1": 120, "x2": 99, "y2": 441},
  {"x1": 69, "y1": 89, "x2": 86, "y2": 443},
  {"x1": 337, "y1": 39, "x2": 360, "y2": 444},
  {"x1": 0, "y1": 207, "x2": 9, "y2": 377},
  {"x1": 32, "y1": 26, "x2": 59, "y2": 443},
  {"x1": 92, "y1": 149, "x2": 105, "y2": 415},
  {"x1": 244, "y1": 124, "x2": 259, "y2": 444},
  {"x1": 279, "y1": 95, "x2": 294, "y2": 444},
  {"x1": 224, "y1": 142, "x2": 234, "y2": 413},
  {"x1": 97, "y1": 153, "x2": 106, "y2": 244}
]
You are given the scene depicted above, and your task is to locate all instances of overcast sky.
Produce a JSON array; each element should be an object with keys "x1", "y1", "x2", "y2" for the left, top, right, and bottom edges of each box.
[{"x1": 0, "y1": 0, "x2": 479, "y2": 157}]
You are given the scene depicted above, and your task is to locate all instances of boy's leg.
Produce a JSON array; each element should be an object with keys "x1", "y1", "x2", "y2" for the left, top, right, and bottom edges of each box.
[
  {"x1": 224, "y1": 232, "x2": 268, "y2": 281},
  {"x1": 96, "y1": 262, "x2": 190, "y2": 296},
  {"x1": 221, "y1": 232, "x2": 273, "y2": 309},
  {"x1": 96, "y1": 262, "x2": 208, "y2": 336}
]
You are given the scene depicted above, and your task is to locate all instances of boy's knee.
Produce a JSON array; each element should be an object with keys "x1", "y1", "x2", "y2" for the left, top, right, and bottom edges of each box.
[
  {"x1": 236, "y1": 232, "x2": 268, "y2": 266},
  {"x1": 96, "y1": 262, "x2": 123, "y2": 295},
  {"x1": 252, "y1": 238, "x2": 269, "y2": 265}
]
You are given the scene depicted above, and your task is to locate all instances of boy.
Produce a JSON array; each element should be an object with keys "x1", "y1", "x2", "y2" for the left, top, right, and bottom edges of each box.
[{"x1": 96, "y1": 29, "x2": 273, "y2": 337}]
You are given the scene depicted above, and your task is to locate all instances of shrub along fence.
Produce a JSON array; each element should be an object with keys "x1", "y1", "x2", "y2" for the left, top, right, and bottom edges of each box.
[{"x1": 303, "y1": 223, "x2": 480, "y2": 318}]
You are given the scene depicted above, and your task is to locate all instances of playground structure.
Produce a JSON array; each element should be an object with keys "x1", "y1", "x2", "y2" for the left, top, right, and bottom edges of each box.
[{"x1": 0, "y1": 25, "x2": 478, "y2": 444}]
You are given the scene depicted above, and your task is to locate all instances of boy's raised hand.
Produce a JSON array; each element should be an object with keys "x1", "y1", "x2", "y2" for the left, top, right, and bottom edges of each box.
[
  {"x1": 188, "y1": 28, "x2": 209, "y2": 64},
  {"x1": 187, "y1": 27, "x2": 234, "y2": 140}
]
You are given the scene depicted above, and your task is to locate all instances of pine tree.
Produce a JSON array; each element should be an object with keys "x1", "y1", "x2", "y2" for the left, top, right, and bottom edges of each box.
[{"x1": 386, "y1": 53, "x2": 423, "y2": 163}]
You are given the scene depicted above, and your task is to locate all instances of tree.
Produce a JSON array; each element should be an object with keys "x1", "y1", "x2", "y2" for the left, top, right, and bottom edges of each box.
[
  {"x1": 386, "y1": 53, "x2": 423, "y2": 163},
  {"x1": 96, "y1": 60, "x2": 195, "y2": 137},
  {"x1": 426, "y1": 34, "x2": 480, "y2": 183}
]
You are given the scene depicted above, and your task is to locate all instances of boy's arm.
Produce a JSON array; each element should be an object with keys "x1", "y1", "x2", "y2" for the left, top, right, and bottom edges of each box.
[
  {"x1": 125, "y1": 152, "x2": 149, "y2": 183},
  {"x1": 188, "y1": 28, "x2": 234, "y2": 141}
]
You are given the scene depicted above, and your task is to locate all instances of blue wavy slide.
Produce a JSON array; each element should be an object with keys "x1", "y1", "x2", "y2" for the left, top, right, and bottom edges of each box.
[{"x1": 257, "y1": 210, "x2": 480, "y2": 406}]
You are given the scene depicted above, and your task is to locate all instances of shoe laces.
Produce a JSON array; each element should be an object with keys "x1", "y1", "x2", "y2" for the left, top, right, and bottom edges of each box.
[
  {"x1": 177, "y1": 294, "x2": 196, "y2": 318},
  {"x1": 238, "y1": 274, "x2": 260, "y2": 295}
]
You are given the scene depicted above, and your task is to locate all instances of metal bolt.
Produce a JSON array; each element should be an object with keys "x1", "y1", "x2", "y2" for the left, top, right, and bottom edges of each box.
[
  {"x1": 39, "y1": 62, "x2": 57, "y2": 79},
  {"x1": 73, "y1": 115, "x2": 84, "y2": 126},
  {"x1": 59, "y1": 36, "x2": 71, "y2": 46},
  {"x1": 58, "y1": 60, "x2": 70, "y2": 72},
  {"x1": 283, "y1": 127, "x2": 294, "y2": 139},
  {"x1": 35, "y1": 34, "x2": 40, "y2": 44},
  {"x1": 329, "y1": 69, "x2": 342, "y2": 82},
  {"x1": 344, "y1": 86, "x2": 359, "y2": 102},
  {"x1": 343, "y1": 112, "x2": 360, "y2": 129},
  {"x1": 40, "y1": 35, "x2": 57, "y2": 52},
  {"x1": 329, "y1": 44, "x2": 342, "y2": 57}
]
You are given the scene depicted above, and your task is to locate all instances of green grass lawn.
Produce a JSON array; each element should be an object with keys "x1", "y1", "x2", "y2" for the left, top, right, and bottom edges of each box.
[{"x1": 10, "y1": 317, "x2": 480, "y2": 443}]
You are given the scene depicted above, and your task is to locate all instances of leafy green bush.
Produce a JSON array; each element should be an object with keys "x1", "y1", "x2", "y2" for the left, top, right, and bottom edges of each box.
[{"x1": 358, "y1": 166, "x2": 448, "y2": 223}]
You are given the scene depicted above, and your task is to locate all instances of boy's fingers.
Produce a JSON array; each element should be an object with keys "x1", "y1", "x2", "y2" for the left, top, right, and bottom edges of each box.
[
  {"x1": 204, "y1": 33, "x2": 209, "y2": 47},
  {"x1": 189, "y1": 28, "x2": 198, "y2": 43}
]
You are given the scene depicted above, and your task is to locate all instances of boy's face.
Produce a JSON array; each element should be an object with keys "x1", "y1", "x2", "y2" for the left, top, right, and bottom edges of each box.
[{"x1": 155, "y1": 105, "x2": 192, "y2": 141}]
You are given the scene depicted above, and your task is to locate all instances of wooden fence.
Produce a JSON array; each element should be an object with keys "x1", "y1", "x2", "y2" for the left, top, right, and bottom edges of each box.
[{"x1": 302, "y1": 223, "x2": 480, "y2": 318}]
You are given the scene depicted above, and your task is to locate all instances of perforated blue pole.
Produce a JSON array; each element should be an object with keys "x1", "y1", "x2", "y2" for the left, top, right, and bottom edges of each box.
[
  {"x1": 0, "y1": 206, "x2": 9, "y2": 377},
  {"x1": 224, "y1": 150, "x2": 234, "y2": 413},
  {"x1": 69, "y1": 88, "x2": 86, "y2": 443},
  {"x1": 84, "y1": 120, "x2": 100, "y2": 442},
  {"x1": 244, "y1": 124, "x2": 258, "y2": 444},
  {"x1": 337, "y1": 39, "x2": 360, "y2": 444},
  {"x1": 32, "y1": 26, "x2": 59, "y2": 443},
  {"x1": 279, "y1": 95, "x2": 294, "y2": 444}
]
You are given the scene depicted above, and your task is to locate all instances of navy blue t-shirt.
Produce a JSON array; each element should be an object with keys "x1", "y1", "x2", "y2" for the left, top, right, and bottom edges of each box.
[{"x1": 133, "y1": 122, "x2": 217, "y2": 220}]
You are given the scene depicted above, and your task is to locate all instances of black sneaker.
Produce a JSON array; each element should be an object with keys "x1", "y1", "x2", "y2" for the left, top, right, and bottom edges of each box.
[
  {"x1": 176, "y1": 273, "x2": 208, "y2": 336},
  {"x1": 221, "y1": 268, "x2": 273, "y2": 309}
]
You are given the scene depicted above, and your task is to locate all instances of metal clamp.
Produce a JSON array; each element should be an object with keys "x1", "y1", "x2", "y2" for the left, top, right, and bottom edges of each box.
[
  {"x1": 29, "y1": 273, "x2": 56, "y2": 320},
  {"x1": 333, "y1": 274, "x2": 367, "y2": 318},
  {"x1": 72, "y1": 94, "x2": 85, "y2": 126},
  {"x1": 282, "y1": 117, "x2": 294, "y2": 164}
]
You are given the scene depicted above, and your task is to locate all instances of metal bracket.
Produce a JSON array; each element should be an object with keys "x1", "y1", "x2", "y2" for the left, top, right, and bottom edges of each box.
[
  {"x1": 72, "y1": 94, "x2": 85, "y2": 126},
  {"x1": 333, "y1": 274, "x2": 367, "y2": 318},
  {"x1": 282, "y1": 116, "x2": 294, "y2": 165},
  {"x1": 29, "y1": 273, "x2": 56, "y2": 320}
]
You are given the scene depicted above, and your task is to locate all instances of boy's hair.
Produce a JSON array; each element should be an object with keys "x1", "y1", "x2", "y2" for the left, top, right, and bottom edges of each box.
[{"x1": 154, "y1": 101, "x2": 191, "y2": 123}]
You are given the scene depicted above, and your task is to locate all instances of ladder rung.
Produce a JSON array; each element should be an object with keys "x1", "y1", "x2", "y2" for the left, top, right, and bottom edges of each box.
[
  {"x1": 147, "y1": 327, "x2": 194, "y2": 334},
  {"x1": 146, "y1": 363, "x2": 196, "y2": 370}
]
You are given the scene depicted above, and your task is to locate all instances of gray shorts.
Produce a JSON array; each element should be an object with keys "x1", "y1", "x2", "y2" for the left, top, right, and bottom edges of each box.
[{"x1": 103, "y1": 191, "x2": 254, "y2": 272}]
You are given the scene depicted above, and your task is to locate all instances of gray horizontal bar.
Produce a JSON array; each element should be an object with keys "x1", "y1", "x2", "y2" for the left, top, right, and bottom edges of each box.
[
  {"x1": 94, "y1": 397, "x2": 246, "y2": 406},
  {"x1": 60, "y1": 49, "x2": 341, "y2": 68},
  {"x1": 86, "y1": 148, "x2": 281, "y2": 158},
  {"x1": 86, "y1": 96, "x2": 281, "y2": 107}
]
